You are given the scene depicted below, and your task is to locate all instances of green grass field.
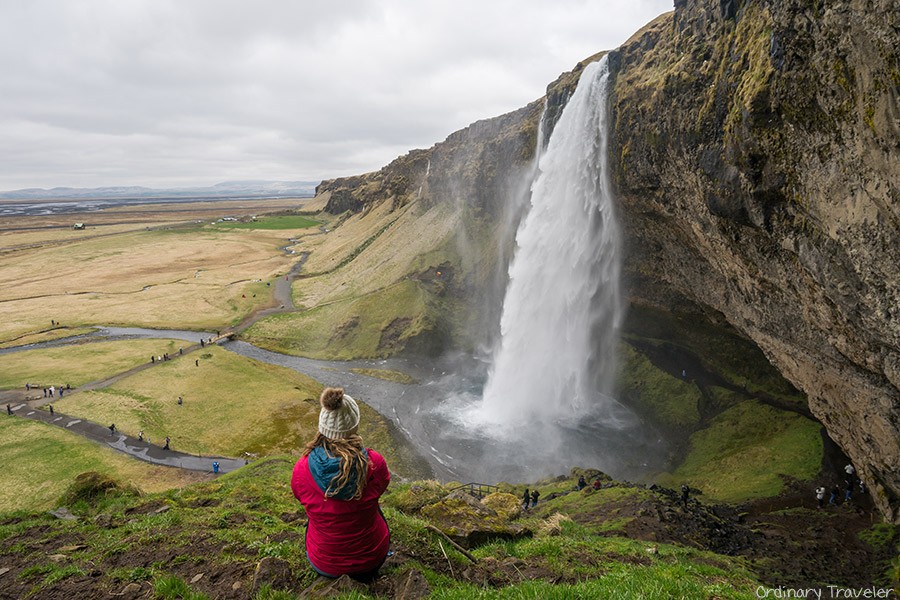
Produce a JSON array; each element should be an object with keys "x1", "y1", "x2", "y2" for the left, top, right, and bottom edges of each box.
[
  {"x1": 54, "y1": 346, "x2": 323, "y2": 457},
  {"x1": 0, "y1": 417, "x2": 207, "y2": 511},
  {"x1": 212, "y1": 215, "x2": 320, "y2": 230},
  {"x1": 0, "y1": 339, "x2": 185, "y2": 390}
]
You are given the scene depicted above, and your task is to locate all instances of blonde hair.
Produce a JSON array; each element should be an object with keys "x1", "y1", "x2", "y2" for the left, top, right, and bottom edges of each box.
[{"x1": 303, "y1": 432, "x2": 370, "y2": 500}]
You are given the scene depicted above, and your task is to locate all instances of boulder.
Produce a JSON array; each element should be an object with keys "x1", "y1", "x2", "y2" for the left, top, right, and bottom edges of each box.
[{"x1": 421, "y1": 490, "x2": 532, "y2": 548}]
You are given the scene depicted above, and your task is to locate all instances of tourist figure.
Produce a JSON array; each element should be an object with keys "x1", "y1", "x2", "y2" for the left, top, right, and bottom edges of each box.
[
  {"x1": 523, "y1": 488, "x2": 530, "y2": 510},
  {"x1": 164, "y1": 436, "x2": 170, "y2": 450},
  {"x1": 109, "y1": 423, "x2": 116, "y2": 436},
  {"x1": 66, "y1": 383, "x2": 70, "y2": 390},
  {"x1": 49, "y1": 405, "x2": 54, "y2": 416},
  {"x1": 816, "y1": 486, "x2": 826, "y2": 508},
  {"x1": 844, "y1": 464, "x2": 855, "y2": 477},
  {"x1": 179, "y1": 347, "x2": 183, "y2": 355},
  {"x1": 59, "y1": 388, "x2": 64, "y2": 398},
  {"x1": 43, "y1": 388, "x2": 47, "y2": 398},
  {"x1": 213, "y1": 461, "x2": 219, "y2": 474},
  {"x1": 195, "y1": 359, "x2": 199, "y2": 367},
  {"x1": 531, "y1": 489, "x2": 540, "y2": 508},
  {"x1": 291, "y1": 387, "x2": 391, "y2": 582},
  {"x1": 829, "y1": 484, "x2": 840, "y2": 505},
  {"x1": 151, "y1": 355, "x2": 155, "y2": 363},
  {"x1": 859, "y1": 480, "x2": 866, "y2": 495},
  {"x1": 25, "y1": 383, "x2": 30, "y2": 391},
  {"x1": 682, "y1": 484, "x2": 690, "y2": 509},
  {"x1": 844, "y1": 477, "x2": 854, "y2": 502},
  {"x1": 177, "y1": 396, "x2": 183, "y2": 406},
  {"x1": 49, "y1": 386, "x2": 54, "y2": 397},
  {"x1": 577, "y1": 475, "x2": 587, "y2": 490},
  {"x1": 6, "y1": 404, "x2": 11, "y2": 416},
  {"x1": 593, "y1": 478, "x2": 602, "y2": 490},
  {"x1": 138, "y1": 430, "x2": 144, "y2": 442},
  {"x1": 200, "y1": 339, "x2": 205, "y2": 347}
]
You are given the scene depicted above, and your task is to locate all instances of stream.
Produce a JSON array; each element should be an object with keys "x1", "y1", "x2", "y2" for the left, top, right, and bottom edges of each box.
[{"x1": 3, "y1": 327, "x2": 669, "y2": 484}]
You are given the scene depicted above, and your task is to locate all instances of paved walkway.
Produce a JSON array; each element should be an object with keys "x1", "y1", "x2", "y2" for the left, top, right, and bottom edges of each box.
[{"x1": 5, "y1": 402, "x2": 246, "y2": 474}]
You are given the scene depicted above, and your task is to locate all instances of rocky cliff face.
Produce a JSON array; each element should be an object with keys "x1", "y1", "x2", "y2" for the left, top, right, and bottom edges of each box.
[
  {"x1": 311, "y1": 0, "x2": 899, "y2": 520},
  {"x1": 610, "y1": 0, "x2": 899, "y2": 520}
]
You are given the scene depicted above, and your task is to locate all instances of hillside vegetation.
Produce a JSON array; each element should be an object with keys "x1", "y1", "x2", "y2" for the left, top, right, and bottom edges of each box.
[{"x1": 0, "y1": 458, "x2": 895, "y2": 599}]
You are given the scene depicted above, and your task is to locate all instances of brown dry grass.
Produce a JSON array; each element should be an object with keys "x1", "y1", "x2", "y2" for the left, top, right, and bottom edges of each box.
[
  {"x1": 0, "y1": 223, "x2": 305, "y2": 343},
  {"x1": 294, "y1": 198, "x2": 460, "y2": 309}
]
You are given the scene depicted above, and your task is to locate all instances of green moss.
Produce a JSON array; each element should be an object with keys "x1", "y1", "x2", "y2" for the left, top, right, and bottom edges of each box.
[
  {"x1": 618, "y1": 342, "x2": 702, "y2": 430},
  {"x1": 662, "y1": 400, "x2": 822, "y2": 502}
]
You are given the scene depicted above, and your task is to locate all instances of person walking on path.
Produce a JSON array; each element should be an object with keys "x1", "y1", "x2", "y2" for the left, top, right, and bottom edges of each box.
[
  {"x1": 829, "y1": 484, "x2": 840, "y2": 506},
  {"x1": 681, "y1": 484, "x2": 690, "y2": 509},
  {"x1": 177, "y1": 396, "x2": 183, "y2": 406},
  {"x1": 109, "y1": 423, "x2": 116, "y2": 436},
  {"x1": 163, "y1": 436, "x2": 170, "y2": 450},
  {"x1": 522, "y1": 488, "x2": 530, "y2": 510},
  {"x1": 530, "y1": 489, "x2": 540, "y2": 508},
  {"x1": 816, "y1": 486, "x2": 826, "y2": 508},
  {"x1": 844, "y1": 477, "x2": 854, "y2": 502},
  {"x1": 6, "y1": 404, "x2": 11, "y2": 416},
  {"x1": 291, "y1": 387, "x2": 391, "y2": 583},
  {"x1": 138, "y1": 430, "x2": 144, "y2": 442},
  {"x1": 213, "y1": 461, "x2": 219, "y2": 474},
  {"x1": 49, "y1": 405, "x2": 54, "y2": 416},
  {"x1": 577, "y1": 475, "x2": 587, "y2": 490}
]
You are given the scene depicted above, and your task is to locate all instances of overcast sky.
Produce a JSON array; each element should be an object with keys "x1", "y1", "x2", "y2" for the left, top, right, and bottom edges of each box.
[{"x1": 0, "y1": 0, "x2": 672, "y2": 190}]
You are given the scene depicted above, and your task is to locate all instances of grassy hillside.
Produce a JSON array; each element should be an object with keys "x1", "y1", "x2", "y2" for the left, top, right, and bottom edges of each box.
[
  {"x1": 1, "y1": 458, "x2": 895, "y2": 599},
  {"x1": 0, "y1": 459, "x2": 764, "y2": 599}
]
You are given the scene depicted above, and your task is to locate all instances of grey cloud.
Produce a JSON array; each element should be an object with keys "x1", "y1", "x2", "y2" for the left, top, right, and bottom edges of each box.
[{"x1": 0, "y1": 0, "x2": 672, "y2": 189}]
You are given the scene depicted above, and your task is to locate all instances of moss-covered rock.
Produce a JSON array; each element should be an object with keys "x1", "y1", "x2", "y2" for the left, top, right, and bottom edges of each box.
[{"x1": 420, "y1": 490, "x2": 532, "y2": 548}]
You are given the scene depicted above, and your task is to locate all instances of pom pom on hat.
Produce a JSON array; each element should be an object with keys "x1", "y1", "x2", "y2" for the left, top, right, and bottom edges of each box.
[{"x1": 318, "y1": 387, "x2": 360, "y2": 439}]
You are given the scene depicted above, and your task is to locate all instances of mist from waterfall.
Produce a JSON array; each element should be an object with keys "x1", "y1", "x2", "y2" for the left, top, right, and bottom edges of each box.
[{"x1": 475, "y1": 55, "x2": 626, "y2": 433}]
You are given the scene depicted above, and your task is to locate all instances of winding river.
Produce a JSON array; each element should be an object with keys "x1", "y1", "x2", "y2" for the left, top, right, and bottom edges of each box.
[{"x1": 3, "y1": 326, "x2": 668, "y2": 484}]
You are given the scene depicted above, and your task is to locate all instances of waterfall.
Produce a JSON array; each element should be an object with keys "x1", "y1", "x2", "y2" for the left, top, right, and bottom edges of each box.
[{"x1": 476, "y1": 55, "x2": 624, "y2": 432}]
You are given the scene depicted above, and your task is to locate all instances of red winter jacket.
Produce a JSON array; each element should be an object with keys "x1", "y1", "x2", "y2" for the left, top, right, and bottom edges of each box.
[{"x1": 291, "y1": 449, "x2": 390, "y2": 576}]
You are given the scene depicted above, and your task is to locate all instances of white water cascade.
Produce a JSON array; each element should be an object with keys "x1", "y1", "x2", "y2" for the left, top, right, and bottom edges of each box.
[{"x1": 476, "y1": 56, "x2": 626, "y2": 433}]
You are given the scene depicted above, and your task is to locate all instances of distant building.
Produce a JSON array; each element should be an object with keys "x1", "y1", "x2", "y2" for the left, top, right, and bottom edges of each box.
[{"x1": 73, "y1": 223, "x2": 85, "y2": 230}]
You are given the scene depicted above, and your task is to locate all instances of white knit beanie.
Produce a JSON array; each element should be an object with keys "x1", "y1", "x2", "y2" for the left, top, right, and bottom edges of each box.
[{"x1": 318, "y1": 387, "x2": 360, "y2": 439}]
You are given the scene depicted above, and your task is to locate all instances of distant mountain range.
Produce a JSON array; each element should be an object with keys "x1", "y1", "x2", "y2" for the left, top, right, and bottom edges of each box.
[{"x1": 0, "y1": 180, "x2": 320, "y2": 200}]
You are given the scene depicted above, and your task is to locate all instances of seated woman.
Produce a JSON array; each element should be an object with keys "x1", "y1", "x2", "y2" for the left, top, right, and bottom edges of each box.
[{"x1": 291, "y1": 387, "x2": 391, "y2": 582}]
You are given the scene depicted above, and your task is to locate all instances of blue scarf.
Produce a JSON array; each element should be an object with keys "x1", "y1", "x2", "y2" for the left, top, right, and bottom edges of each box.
[{"x1": 308, "y1": 446, "x2": 368, "y2": 500}]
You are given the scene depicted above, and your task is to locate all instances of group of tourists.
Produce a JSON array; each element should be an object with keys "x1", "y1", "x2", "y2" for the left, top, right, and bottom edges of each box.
[
  {"x1": 521, "y1": 488, "x2": 540, "y2": 509},
  {"x1": 576, "y1": 474, "x2": 607, "y2": 492},
  {"x1": 815, "y1": 463, "x2": 866, "y2": 508},
  {"x1": 25, "y1": 383, "x2": 71, "y2": 399}
]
